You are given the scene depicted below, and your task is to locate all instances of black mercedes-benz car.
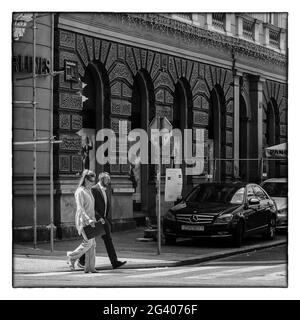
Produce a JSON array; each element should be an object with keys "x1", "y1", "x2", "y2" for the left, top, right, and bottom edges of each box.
[{"x1": 163, "y1": 182, "x2": 277, "y2": 247}]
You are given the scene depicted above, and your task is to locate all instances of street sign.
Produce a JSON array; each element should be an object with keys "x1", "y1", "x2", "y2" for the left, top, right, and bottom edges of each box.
[{"x1": 165, "y1": 168, "x2": 183, "y2": 202}]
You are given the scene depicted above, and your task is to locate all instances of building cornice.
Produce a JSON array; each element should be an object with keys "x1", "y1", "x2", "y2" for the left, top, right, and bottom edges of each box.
[
  {"x1": 58, "y1": 13, "x2": 287, "y2": 75},
  {"x1": 124, "y1": 13, "x2": 286, "y2": 67}
]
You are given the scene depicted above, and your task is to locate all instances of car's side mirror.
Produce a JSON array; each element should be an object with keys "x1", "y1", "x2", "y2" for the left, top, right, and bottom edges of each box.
[
  {"x1": 249, "y1": 198, "x2": 260, "y2": 205},
  {"x1": 174, "y1": 196, "x2": 183, "y2": 205}
]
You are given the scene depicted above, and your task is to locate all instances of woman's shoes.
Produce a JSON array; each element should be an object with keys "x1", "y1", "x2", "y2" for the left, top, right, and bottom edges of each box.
[
  {"x1": 67, "y1": 259, "x2": 76, "y2": 271},
  {"x1": 66, "y1": 252, "x2": 76, "y2": 271},
  {"x1": 84, "y1": 269, "x2": 98, "y2": 273}
]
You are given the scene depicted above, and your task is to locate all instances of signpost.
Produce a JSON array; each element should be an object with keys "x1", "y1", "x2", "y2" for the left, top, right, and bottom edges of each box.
[
  {"x1": 149, "y1": 116, "x2": 172, "y2": 255},
  {"x1": 165, "y1": 169, "x2": 183, "y2": 202}
]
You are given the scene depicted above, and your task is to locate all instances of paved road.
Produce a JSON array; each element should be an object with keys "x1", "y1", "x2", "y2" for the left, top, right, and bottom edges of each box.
[{"x1": 14, "y1": 244, "x2": 287, "y2": 287}]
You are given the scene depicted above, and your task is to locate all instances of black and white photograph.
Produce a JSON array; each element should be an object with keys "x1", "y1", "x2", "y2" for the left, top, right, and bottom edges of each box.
[{"x1": 6, "y1": 1, "x2": 299, "y2": 300}]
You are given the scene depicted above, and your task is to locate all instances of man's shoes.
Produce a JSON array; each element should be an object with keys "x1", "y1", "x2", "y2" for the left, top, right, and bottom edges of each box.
[{"x1": 112, "y1": 261, "x2": 127, "y2": 269}]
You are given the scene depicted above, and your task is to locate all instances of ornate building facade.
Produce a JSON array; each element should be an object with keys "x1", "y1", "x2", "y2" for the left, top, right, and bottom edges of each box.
[{"x1": 13, "y1": 13, "x2": 288, "y2": 241}]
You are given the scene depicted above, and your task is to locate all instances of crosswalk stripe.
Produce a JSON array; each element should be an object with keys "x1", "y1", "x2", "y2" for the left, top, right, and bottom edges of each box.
[
  {"x1": 127, "y1": 266, "x2": 223, "y2": 278},
  {"x1": 248, "y1": 270, "x2": 286, "y2": 282},
  {"x1": 185, "y1": 264, "x2": 285, "y2": 280}
]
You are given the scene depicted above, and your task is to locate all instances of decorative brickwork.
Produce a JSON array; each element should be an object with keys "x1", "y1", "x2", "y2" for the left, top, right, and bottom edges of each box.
[
  {"x1": 111, "y1": 118, "x2": 120, "y2": 133},
  {"x1": 165, "y1": 91, "x2": 173, "y2": 104},
  {"x1": 133, "y1": 48, "x2": 141, "y2": 70},
  {"x1": 94, "y1": 39, "x2": 101, "y2": 61},
  {"x1": 168, "y1": 57, "x2": 177, "y2": 83},
  {"x1": 59, "y1": 30, "x2": 75, "y2": 49},
  {"x1": 118, "y1": 44, "x2": 125, "y2": 60},
  {"x1": 72, "y1": 155, "x2": 82, "y2": 172},
  {"x1": 111, "y1": 99, "x2": 132, "y2": 116},
  {"x1": 202, "y1": 98, "x2": 209, "y2": 109},
  {"x1": 111, "y1": 82, "x2": 122, "y2": 96},
  {"x1": 193, "y1": 96, "x2": 202, "y2": 109},
  {"x1": 154, "y1": 72, "x2": 174, "y2": 91},
  {"x1": 59, "y1": 113, "x2": 71, "y2": 130},
  {"x1": 280, "y1": 124, "x2": 287, "y2": 136},
  {"x1": 186, "y1": 60, "x2": 193, "y2": 82},
  {"x1": 71, "y1": 114, "x2": 82, "y2": 130},
  {"x1": 76, "y1": 35, "x2": 89, "y2": 66},
  {"x1": 109, "y1": 62, "x2": 133, "y2": 84},
  {"x1": 193, "y1": 110, "x2": 208, "y2": 126},
  {"x1": 85, "y1": 37, "x2": 94, "y2": 62},
  {"x1": 122, "y1": 84, "x2": 132, "y2": 98},
  {"x1": 141, "y1": 49, "x2": 147, "y2": 69},
  {"x1": 151, "y1": 53, "x2": 161, "y2": 79},
  {"x1": 59, "y1": 155, "x2": 70, "y2": 171},
  {"x1": 59, "y1": 134, "x2": 82, "y2": 151},
  {"x1": 101, "y1": 40, "x2": 110, "y2": 65},
  {"x1": 156, "y1": 105, "x2": 173, "y2": 120},
  {"x1": 155, "y1": 89, "x2": 164, "y2": 102},
  {"x1": 146, "y1": 51, "x2": 154, "y2": 73},
  {"x1": 190, "y1": 63, "x2": 198, "y2": 90},
  {"x1": 106, "y1": 43, "x2": 118, "y2": 71},
  {"x1": 126, "y1": 47, "x2": 137, "y2": 75},
  {"x1": 59, "y1": 92, "x2": 82, "y2": 110}
]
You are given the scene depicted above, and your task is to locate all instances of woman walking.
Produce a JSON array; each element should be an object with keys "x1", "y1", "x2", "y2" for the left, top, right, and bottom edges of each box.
[{"x1": 67, "y1": 169, "x2": 97, "y2": 273}]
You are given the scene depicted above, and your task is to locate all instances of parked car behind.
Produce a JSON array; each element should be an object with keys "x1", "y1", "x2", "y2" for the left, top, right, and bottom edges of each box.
[
  {"x1": 260, "y1": 178, "x2": 288, "y2": 230},
  {"x1": 163, "y1": 182, "x2": 278, "y2": 247}
]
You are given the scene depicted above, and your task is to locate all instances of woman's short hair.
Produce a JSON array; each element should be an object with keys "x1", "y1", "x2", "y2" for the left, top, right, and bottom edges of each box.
[{"x1": 78, "y1": 169, "x2": 96, "y2": 188}]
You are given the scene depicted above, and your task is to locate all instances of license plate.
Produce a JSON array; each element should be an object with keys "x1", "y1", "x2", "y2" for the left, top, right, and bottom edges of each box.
[{"x1": 181, "y1": 225, "x2": 204, "y2": 231}]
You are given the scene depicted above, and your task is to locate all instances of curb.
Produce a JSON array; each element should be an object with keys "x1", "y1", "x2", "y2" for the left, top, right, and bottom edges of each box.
[
  {"x1": 113, "y1": 239, "x2": 287, "y2": 269},
  {"x1": 15, "y1": 239, "x2": 287, "y2": 274}
]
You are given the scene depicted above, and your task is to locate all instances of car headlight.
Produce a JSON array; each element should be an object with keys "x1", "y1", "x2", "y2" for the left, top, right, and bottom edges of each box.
[
  {"x1": 214, "y1": 213, "x2": 234, "y2": 224},
  {"x1": 278, "y1": 208, "x2": 287, "y2": 217},
  {"x1": 164, "y1": 211, "x2": 176, "y2": 221}
]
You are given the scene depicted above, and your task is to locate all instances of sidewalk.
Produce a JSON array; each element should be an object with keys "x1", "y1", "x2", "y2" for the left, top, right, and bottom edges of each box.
[{"x1": 13, "y1": 227, "x2": 287, "y2": 274}]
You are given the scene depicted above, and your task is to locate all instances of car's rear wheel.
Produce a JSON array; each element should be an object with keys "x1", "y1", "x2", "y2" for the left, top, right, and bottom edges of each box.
[
  {"x1": 165, "y1": 235, "x2": 177, "y2": 245},
  {"x1": 233, "y1": 221, "x2": 244, "y2": 247},
  {"x1": 263, "y1": 216, "x2": 276, "y2": 240}
]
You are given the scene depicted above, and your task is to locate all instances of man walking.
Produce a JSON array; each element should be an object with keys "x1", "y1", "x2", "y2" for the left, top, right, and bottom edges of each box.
[{"x1": 78, "y1": 172, "x2": 126, "y2": 269}]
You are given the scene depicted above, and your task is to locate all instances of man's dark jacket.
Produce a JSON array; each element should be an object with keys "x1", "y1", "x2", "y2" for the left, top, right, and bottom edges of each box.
[{"x1": 91, "y1": 183, "x2": 111, "y2": 221}]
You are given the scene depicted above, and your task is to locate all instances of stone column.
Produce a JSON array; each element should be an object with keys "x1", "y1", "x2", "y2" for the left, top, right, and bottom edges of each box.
[
  {"x1": 233, "y1": 73, "x2": 242, "y2": 179},
  {"x1": 249, "y1": 75, "x2": 265, "y2": 182}
]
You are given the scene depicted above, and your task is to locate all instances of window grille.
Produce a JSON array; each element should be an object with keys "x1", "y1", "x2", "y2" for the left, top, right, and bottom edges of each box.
[
  {"x1": 269, "y1": 28, "x2": 280, "y2": 47},
  {"x1": 243, "y1": 18, "x2": 254, "y2": 40},
  {"x1": 212, "y1": 13, "x2": 225, "y2": 30}
]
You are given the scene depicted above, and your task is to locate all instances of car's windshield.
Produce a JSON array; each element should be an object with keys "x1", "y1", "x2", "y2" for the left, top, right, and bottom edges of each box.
[
  {"x1": 185, "y1": 185, "x2": 245, "y2": 204},
  {"x1": 262, "y1": 182, "x2": 287, "y2": 197}
]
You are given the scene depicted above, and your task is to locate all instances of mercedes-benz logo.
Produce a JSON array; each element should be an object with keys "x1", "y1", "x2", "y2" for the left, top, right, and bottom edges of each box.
[{"x1": 191, "y1": 214, "x2": 201, "y2": 222}]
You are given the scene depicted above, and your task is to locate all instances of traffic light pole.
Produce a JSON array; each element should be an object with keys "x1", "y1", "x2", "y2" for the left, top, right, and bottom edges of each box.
[
  {"x1": 50, "y1": 13, "x2": 55, "y2": 252},
  {"x1": 157, "y1": 120, "x2": 162, "y2": 255}
]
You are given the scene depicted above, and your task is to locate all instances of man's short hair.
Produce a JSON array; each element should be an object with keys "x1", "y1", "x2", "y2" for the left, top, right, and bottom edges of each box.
[{"x1": 98, "y1": 172, "x2": 110, "y2": 182}]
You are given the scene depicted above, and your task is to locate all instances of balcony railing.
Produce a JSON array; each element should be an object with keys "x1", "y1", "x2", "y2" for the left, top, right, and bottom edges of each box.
[
  {"x1": 269, "y1": 28, "x2": 280, "y2": 47},
  {"x1": 212, "y1": 13, "x2": 225, "y2": 30},
  {"x1": 243, "y1": 18, "x2": 254, "y2": 40}
]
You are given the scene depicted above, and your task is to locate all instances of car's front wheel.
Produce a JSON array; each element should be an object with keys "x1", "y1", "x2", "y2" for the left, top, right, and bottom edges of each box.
[
  {"x1": 232, "y1": 221, "x2": 244, "y2": 247},
  {"x1": 165, "y1": 235, "x2": 177, "y2": 245},
  {"x1": 263, "y1": 216, "x2": 276, "y2": 240}
]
